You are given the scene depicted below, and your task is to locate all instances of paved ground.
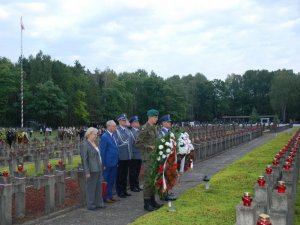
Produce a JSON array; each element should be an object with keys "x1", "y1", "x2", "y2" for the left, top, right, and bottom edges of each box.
[{"x1": 22, "y1": 130, "x2": 290, "y2": 225}]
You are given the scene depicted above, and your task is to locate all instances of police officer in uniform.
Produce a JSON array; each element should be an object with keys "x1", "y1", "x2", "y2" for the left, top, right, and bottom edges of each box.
[
  {"x1": 128, "y1": 116, "x2": 142, "y2": 192},
  {"x1": 158, "y1": 114, "x2": 177, "y2": 201},
  {"x1": 158, "y1": 114, "x2": 172, "y2": 138},
  {"x1": 136, "y1": 109, "x2": 163, "y2": 211},
  {"x1": 115, "y1": 113, "x2": 132, "y2": 198}
]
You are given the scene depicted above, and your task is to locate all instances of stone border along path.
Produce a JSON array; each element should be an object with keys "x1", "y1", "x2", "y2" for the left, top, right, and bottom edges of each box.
[{"x1": 20, "y1": 129, "x2": 292, "y2": 225}]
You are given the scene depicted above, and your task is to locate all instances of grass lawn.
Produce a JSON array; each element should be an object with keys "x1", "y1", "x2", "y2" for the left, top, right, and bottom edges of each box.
[{"x1": 131, "y1": 129, "x2": 299, "y2": 225}]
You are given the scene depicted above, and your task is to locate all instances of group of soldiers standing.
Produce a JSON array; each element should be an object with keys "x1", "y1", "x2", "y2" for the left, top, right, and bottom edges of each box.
[{"x1": 97, "y1": 109, "x2": 175, "y2": 211}]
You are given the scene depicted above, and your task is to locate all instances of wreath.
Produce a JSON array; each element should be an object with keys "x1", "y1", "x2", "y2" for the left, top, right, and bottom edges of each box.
[{"x1": 147, "y1": 130, "x2": 194, "y2": 199}]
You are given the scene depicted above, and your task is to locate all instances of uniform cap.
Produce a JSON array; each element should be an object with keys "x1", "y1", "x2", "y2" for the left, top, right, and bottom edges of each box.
[
  {"x1": 147, "y1": 109, "x2": 159, "y2": 117},
  {"x1": 116, "y1": 113, "x2": 127, "y2": 121},
  {"x1": 129, "y1": 116, "x2": 139, "y2": 123},
  {"x1": 159, "y1": 114, "x2": 171, "y2": 123}
]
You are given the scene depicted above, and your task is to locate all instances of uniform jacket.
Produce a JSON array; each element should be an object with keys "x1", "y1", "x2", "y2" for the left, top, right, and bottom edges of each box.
[
  {"x1": 80, "y1": 140, "x2": 102, "y2": 175},
  {"x1": 135, "y1": 122, "x2": 158, "y2": 162},
  {"x1": 129, "y1": 127, "x2": 141, "y2": 160},
  {"x1": 158, "y1": 127, "x2": 169, "y2": 138},
  {"x1": 115, "y1": 126, "x2": 132, "y2": 160},
  {"x1": 99, "y1": 131, "x2": 119, "y2": 167}
]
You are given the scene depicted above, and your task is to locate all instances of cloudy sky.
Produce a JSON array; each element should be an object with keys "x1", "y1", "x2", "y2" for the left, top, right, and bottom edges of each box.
[{"x1": 0, "y1": 0, "x2": 299, "y2": 80}]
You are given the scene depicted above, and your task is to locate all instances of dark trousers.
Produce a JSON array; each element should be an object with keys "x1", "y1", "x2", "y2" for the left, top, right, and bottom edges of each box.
[
  {"x1": 86, "y1": 172, "x2": 104, "y2": 209},
  {"x1": 129, "y1": 159, "x2": 142, "y2": 189},
  {"x1": 117, "y1": 160, "x2": 130, "y2": 193}
]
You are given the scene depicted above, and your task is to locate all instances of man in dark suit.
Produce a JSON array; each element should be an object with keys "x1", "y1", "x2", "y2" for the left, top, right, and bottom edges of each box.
[
  {"x1": 115, "y1": 113, "x2": 133, "y2": 198},
  {"x1": 128, "y1": 116, "x2": 142, "y2": 192},
  {"x1": 100, "y1": 120, "x2": 119, "y2": 203}
]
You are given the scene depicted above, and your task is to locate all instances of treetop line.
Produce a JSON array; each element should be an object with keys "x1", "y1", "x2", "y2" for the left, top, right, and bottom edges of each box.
[{"x1": 0, "y1": 52, "x2": 299, "y2": 127}]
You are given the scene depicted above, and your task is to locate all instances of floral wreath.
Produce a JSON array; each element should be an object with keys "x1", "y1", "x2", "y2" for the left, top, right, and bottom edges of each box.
[{"x1": 147, "y1": 130, "x2": 194, "y2": 198}]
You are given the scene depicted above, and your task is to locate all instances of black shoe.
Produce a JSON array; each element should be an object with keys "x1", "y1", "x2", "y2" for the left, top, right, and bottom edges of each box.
[
  {"x1": 144, "y1": 199, "x2": 155, "y2": 212},
  {"x1": 131, "y1": 187, "x2": 140, "y2": 192},
  {"x1": 124, "y1": 191, "x2": 131, "y2": 196},
  {"x1": 150, "y1": 196, "x2": 163, "y2": 209},
  {"x1": 118, "y1": 193, "x2": 126, "y2": 198}
]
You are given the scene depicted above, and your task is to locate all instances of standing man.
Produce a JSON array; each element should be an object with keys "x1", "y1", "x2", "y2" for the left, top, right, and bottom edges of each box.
[
  {"x1": 115, "y1": 113, "x2": 132, "y2": 198},
  {"x1": 100, "y1": 120, "x2": 119, "y2": 203},
  {"x1": 158, "y1": 114, "x2": 172, "y2": 138},
  {"x1": 128, "y1": 116, "x2": 142, "y2": 192},
  {"x1": 136, "y1": 109, "x2": 163, "y2": 211},
  {"x1": 158, "y1": 114, "x2": 177, "y2": 201}
]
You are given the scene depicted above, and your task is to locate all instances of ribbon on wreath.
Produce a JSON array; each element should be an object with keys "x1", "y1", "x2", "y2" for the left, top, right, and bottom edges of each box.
[{"x1": 162, "y1": 134, "x2": 177, "y2": 192}]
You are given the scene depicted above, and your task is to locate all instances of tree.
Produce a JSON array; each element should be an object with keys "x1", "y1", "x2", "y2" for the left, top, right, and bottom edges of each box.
[
  {"x1": 269, "y1": 70, "x2": 296, "y2": 123},
  {"x1": 0, "y1": 57, "x2": 19, "y2": 126},
  {"x1": 27, "y1": 81, "x2": 67, "y2": 126},
  {"x1": 249, "y1": 107, "x2": 259, "y2": 124}
]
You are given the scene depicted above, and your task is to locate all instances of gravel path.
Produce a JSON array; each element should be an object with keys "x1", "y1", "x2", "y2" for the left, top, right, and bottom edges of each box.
[{"x1": 22, "y1": 130, "x2": 290, "y2": 225}]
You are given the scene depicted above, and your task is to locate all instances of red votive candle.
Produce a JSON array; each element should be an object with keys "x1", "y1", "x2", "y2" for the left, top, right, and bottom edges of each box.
[
  {"x1": 283, "y1": 162, "x2": 291, "y2": 171},
  {"x1": 2, "y1": 170, "x2": 9, "y2": 177},
  {"x1": 257, "y1": 176, "x2": 266, "y2": 187},
  {"x1": 257, "y1": 213, "x2": 272, "y2": 225},
  {"x1": 17, "y1": 164, "x2": 23, "y2": 173},
  {"x1": 47, "y1": 164, "x2": 52, "y2": 171},
  {"x1": 242, "y1": 192, "x2": 252, "y2": 206},
  {"x1": 266, "y1": 165, "x2": 272, "y2": 174},
  {"x1": 277, "y1": 181, "x2": 286, "y2": 193}
]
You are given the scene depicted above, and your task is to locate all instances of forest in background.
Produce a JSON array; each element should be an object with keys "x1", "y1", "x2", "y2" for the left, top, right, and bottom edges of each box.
[{"x1": 1, "y1": 50, "x2": 300, "y2": 127}]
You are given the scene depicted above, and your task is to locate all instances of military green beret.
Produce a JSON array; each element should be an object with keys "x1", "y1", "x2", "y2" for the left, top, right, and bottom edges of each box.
[{"x1": 147, "y1": 109, "x2": 159, "y2": 117}]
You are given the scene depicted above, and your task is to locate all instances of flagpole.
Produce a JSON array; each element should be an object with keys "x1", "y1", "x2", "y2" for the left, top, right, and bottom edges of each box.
[{"x1": 20, "y1": 16, "x2": 24, "y2": 128}]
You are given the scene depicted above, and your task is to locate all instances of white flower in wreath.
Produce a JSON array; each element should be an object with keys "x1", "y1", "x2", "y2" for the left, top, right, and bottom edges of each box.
[
  {"x1": 170, "y1": 133, "x2": 175, "y2": 138},
  {"x1": 162, "y1": 154, "x2": 166, "y2": 159},
  {"x1": 177, "y1": 133, "x2": 189, "y2": 154},
  {"x1": 165, "y1": 142, "x2": 170, "y2": 147},
  {"x1": 159, "y1": 151, "x2": 163, "y2": 155},
  {"x1": 157, "y1": 156, "x2": 161, "y2": 161},
  {"x1": 166, "y1": 148, "x2": 171, "y2": 153},
  {"x1": 158, "y1": 145, "x2": 164, "y2": 150},
  {"x1": 161, "y1": 138, "x2": 165, "y2": 143}
]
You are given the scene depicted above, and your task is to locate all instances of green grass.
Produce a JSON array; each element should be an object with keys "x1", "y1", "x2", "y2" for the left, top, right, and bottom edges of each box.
[{"x1": 131, "y1": 129, "x2": 298, "y2": 225}]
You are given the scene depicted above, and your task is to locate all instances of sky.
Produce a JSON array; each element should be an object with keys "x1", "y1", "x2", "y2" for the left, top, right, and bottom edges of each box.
[{"x1": 0, "y1": 0, "x2": 299, "y2": 80}]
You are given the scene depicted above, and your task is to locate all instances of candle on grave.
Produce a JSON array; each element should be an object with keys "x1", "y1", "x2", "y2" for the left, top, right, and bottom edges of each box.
[{"x1": 242, "y1": 192, "x2": 252, "y2": 206}]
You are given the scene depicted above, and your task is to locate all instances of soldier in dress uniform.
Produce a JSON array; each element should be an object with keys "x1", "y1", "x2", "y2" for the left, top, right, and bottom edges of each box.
[
  {"x1": 135, "y1": 109, "x2": 163, "y2": 211},
  {"x1": 158, "y1": 114, "x2": 177, "y2": 201},
  {"x1": 115, "y1": 113, "x2": 132, "y2": 198},
  {"x1": 128, "y1": 116, "x2": 142, "y2": 192}
]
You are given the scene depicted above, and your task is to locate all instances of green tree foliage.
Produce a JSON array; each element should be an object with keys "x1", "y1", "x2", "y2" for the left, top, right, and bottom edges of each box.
[
  {"x1": 1, "y1": 51, "x2": 300, "y2": 127},
  {"x1": 269, "y1": 69, "x2": 296, "y2": 123},
  {"x1": 0, "y1": 57, "x2": 19, "y2": 126},
  {"x1": 249, "y1": 107, "x2": 259, "y2": 124},
  {"x1": 26, "y1": 80, "x2": 67, "y2": 125}
]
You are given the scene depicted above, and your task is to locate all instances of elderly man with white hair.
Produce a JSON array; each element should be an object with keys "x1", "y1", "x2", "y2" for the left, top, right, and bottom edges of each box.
[{"x1": 100, "y1": 120, "x2": 119, "y2": 203}]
